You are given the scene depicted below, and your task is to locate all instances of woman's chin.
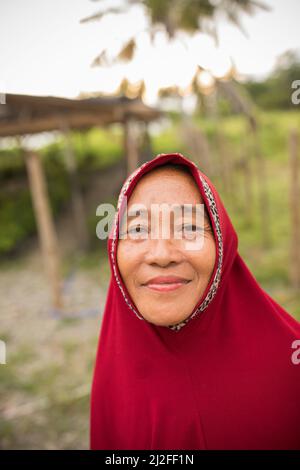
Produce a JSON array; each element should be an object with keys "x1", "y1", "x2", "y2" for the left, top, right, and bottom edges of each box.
[{"x1": 140, "y1": 309, "x2": 191, "y2": 327}]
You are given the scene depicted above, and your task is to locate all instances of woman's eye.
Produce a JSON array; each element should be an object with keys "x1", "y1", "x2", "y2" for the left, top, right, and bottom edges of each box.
[
  {"x1": 181, "y1": 224, "x2": 202, "y2": 232},
  {"x1": 127, "y1": 224, "x2": 148, "y2": 238},
  {"x1": 178, "y1": 224, "x2": 204, "y2": 239}
]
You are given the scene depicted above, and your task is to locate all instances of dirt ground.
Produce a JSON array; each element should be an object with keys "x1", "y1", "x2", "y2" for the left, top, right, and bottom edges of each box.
[{"x1": 0, "y1": 248, "x2": 108, "y2": 449}]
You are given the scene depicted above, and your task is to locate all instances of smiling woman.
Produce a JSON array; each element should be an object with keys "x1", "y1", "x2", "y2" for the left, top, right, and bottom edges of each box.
[
  {"x1": 90, "y1": 152, "x2": 300, "y2": 450},
  {"x1": 116, "y1": 163, "x2": 216, "y2": 327}
]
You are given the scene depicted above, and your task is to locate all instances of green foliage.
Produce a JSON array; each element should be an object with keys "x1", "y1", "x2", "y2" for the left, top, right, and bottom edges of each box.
[
  {"x1": 0, "y1": 147, "x2": 25, "y2": 179},
  {"x1": 0, "y1": 127, "x2": 123, "y2": 256},
  {"x1": 0, "y1": 189, "x2": 35, "y2": 253},
  {"x1": 151, "y1": 125, "x2": 185, "y2": 155},
  {"x1": 244, "y1": 50, "x2": 300, "y2": 110}
]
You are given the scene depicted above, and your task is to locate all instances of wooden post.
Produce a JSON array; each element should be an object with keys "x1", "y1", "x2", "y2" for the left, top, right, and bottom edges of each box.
[
  {"x1": 251, "y1": 126, "x2": 272, "y2": 248},
  {"x1": 240, "y1": 139, "x2": 255, "y2": 225},
  {"x1": 208, "y1": 90, "x2": 232, "y2": 200},
  {"x1": 180, "y1": 116, "x2": 213, "y2": 178},
  {"x1": 289, "y1": 129, "x2": 300, "y2": 289},
  {"x1": 63, "y1": 128, "x2": 89, "y2": 251},
  {"x1": 139, "y1": 121, "x2": 153, "y2": 164},
  {"x1": 124, "y1": 118, "x2": 139, "y2": 176},
  {"x1": 24, "y1": 150, "x2": 63, "y2": 309},
  {"x1": 215, "y1": 130, "x2": 232, "y2": 203}
]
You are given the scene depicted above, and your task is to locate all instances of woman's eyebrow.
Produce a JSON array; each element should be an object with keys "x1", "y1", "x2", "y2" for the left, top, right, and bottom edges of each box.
[
  {"x1": 125, "y1": 204, "x2": 210, "y2": 222},
  {"x1": 126, "y1": 209, "x2": 148, "y2": 221},
  {"x1": 177, "y1": 204, "x2": 206, "y2": 214}
]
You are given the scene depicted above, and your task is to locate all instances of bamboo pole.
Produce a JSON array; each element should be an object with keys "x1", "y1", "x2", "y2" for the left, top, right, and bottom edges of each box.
[
  {"x1": 139, "y1": 121, "x2": 153, "y2": 164},
  {"x1": 251, "y1": 126, "x2": 272, "y2": 248},
  {"x1": 215, "y1": 130, "x2": 233, "y2": 206},
  {"x1": 24, "y1": 150, "x2": 63, "y2": 309},
  {"x1": 180, "y1": 116, "x2": 213, "y2": 178},
  {"x1": 240, "y1": 140, "x2": 255, "y2": 225},
  {"x1": 62, "y1": 128, "x2": 89, "y2": 252},
  {"x1": 124, "y1": 118, "x2": 139, "y2": 176},
  {"x1": 289, "y1": 129, "x2": 300, "y2": 289},
  {"x1": 208, "y1": 89, "x2": 233, "y2": 201}
]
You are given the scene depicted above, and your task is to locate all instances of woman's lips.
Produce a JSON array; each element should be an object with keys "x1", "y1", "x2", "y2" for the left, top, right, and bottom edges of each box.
[{"x1": 142, "y1": 276, "x2": 191, "y2": 292}]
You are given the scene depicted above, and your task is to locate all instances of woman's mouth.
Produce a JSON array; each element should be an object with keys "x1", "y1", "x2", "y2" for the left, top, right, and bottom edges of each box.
[{"x1": 142, "y1": 276, "x2": 191, "y2": 292}]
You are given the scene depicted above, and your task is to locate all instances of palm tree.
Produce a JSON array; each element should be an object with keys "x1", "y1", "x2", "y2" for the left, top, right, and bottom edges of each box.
[{"x1": 81, "y1": 0, "x2": 269, "y2": 67}]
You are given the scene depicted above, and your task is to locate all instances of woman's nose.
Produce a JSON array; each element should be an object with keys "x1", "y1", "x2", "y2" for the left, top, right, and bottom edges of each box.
[{"x1": 144, "y1": 238, "x2": 183, "y2": 267}]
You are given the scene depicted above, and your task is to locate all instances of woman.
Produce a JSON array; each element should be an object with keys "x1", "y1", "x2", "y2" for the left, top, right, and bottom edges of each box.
[{"x1": 90, "y1": 152, "x2": 300, "y2": 450}]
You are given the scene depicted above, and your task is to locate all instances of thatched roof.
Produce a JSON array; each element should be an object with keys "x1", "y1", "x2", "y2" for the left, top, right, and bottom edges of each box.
[{"x1": 0, "y1": 93, "x2": 162, "y2": 137}]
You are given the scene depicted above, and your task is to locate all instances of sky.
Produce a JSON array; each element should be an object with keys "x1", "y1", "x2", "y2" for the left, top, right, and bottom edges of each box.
[{"x1": 0, "y1": 0, "x2": 300, "y2": 105}]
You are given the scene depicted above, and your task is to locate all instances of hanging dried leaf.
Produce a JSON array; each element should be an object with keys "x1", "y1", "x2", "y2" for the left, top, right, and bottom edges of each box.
[
  {"x1": 80, "y1": 7, "x2": 128, "y2": 24},
  {"x1": 117, "y1": 38, "x2": 136, "y2": 62},
  {"x1": 91, "y1": 50, "x2": 109, "y2": 67}
]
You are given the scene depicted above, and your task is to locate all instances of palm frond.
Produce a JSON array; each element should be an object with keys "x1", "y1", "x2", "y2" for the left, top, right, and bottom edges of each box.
[
  {"x1": 80, "y1": 7, "x2": 128, "y2": 24},
  {"x1": 91, "y1": 50, "x2": 110, "y2": 67},
  {"x1": 117, "y1": 38, "x2": 136, "y2": 62}
]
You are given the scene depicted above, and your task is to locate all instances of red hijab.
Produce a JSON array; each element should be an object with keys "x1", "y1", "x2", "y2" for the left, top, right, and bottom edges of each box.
[{"x1": 90, "y1": 152, "x2": 300, "y2": 450}]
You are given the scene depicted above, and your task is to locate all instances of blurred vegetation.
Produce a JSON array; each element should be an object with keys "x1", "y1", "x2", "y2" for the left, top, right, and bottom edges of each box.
[
  {"x1": 0, "y1": 127, "x2": 123, "y2": 256},
  {"x1": 244, "y1": 50, "x2": 300, "y2": 110}
]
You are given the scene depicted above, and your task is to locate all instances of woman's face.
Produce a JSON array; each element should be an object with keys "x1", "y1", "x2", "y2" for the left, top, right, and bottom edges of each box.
[{"x1": 116, "y1": 166, "x2": 216, "y2": 326}]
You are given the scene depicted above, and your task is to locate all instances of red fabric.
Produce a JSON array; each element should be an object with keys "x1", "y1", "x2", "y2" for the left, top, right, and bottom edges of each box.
[{"x1": 90, "y1": 152, "x2": 300, "y2": 450}]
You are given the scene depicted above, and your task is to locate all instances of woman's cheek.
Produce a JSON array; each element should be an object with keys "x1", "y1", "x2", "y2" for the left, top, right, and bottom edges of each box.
[
  {"x1": 192, "y1": 240, "x2": 216, "y2": 276},
  {"x1": 117, "y1": 242, "x2": 143, "y2": 279}
]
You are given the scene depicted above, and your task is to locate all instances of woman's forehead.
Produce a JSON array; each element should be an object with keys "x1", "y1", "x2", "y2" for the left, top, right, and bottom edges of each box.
[{"x1": 127, "y1": 165, "x2": 204, "y2": 206}]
